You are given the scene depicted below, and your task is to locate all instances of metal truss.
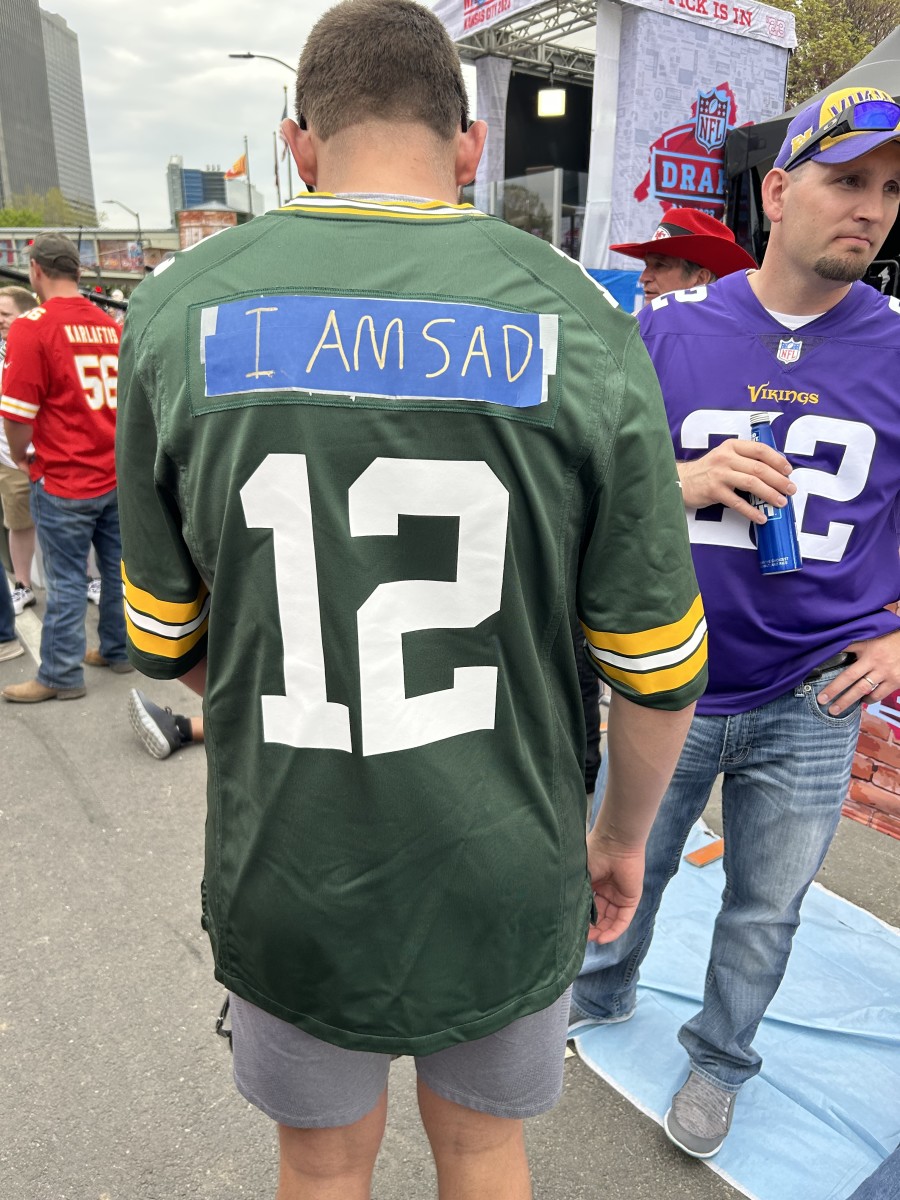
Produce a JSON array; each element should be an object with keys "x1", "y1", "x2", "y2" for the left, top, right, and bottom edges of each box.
[{"x1": 456, "y1": 0, "x2": 598, "y2": 84}]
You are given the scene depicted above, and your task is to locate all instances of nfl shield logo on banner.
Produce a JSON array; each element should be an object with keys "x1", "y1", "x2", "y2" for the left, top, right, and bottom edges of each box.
[
  {"x1": 695, "y1": 88, "x2": 729, "y2": 153},
  {"x1": 777, "y1": 337, "x2": 802, "y2": 365}
]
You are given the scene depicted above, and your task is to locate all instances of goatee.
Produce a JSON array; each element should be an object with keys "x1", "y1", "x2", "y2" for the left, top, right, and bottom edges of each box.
[{"x1": 813, "y1": 255, "x2": 869, "y2": 284}]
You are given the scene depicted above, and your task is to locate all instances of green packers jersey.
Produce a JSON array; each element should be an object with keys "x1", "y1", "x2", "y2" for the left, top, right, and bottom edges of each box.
[{"x1": 116, "y1": 195, "x2": 706, "y2": 1054}]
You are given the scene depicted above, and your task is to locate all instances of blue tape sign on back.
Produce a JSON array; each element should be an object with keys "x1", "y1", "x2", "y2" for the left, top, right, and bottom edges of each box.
[{"x1": 201, "y1": 295, "x2": 558, "y2": 409}]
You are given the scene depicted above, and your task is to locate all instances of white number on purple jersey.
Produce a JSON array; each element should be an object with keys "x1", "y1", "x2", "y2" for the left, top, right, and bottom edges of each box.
[{"x1": 680, "y1": 410, "x2": 875, "y2": 562}]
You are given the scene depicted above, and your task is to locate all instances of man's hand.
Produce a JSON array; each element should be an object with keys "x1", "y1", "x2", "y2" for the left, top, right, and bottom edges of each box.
[
  {"x1": 678, "y1": 439, "x2": 795, "y2": 524},
  {"x1": 585, "y1": 834, "x2": 646, "y2": 944},
  {"x1": 818, "y1": 629, "x2": 900, "y2": 714}
]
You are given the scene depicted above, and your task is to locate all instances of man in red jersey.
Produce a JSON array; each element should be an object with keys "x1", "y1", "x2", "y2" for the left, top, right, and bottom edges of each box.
[{"x1": 0, "y1": 233, "x2": 131, "y2": 701}]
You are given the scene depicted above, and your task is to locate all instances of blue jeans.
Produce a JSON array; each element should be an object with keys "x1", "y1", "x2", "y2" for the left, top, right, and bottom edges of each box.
[
  {"x1": 573, "y1": 668, "x2": 861, "y2": 1090},
  {"x1": 0, "y1": 560, "x2": 15, "y2": 642},
  {"x1": 30, "y1": 481, "x2": 127, "y2": 689},
  {"x1": 848, "y1": 1146, "x2": 900, "y2": 1200}
]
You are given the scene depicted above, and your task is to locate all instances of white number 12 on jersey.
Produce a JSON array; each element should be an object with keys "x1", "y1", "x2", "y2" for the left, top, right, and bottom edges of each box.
[{"x1": 240, "y1": 455, "x2": 509, "y2": 757}]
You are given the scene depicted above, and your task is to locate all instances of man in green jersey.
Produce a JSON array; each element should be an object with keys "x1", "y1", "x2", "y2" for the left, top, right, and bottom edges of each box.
[{"x1": 116, "y1": 1, "x2": 706, "y2": 1195}]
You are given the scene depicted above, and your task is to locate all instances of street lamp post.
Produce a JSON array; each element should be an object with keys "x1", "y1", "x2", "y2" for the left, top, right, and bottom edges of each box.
[
  {"x1": 228, "y1": 53, "x2": 297, "y2": 200},
  {"x1": 228, "y1": 51, "x2": 294, "y2": 72},
  {"x1": 103, "y1": 199, "x2": 143, "y2": 271}
]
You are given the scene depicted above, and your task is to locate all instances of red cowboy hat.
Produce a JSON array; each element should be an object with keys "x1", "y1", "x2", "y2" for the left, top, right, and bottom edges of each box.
[{"x1": 610, "y1": 208, "x2": 757, "y2": 276}]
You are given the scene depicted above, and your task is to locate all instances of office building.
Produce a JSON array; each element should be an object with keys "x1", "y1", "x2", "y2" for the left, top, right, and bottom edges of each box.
[
  {"x1": 167, "y1": 156, "x2": 231, "y2": 223},
  {"x1": 41, "y1": 10, "x2": 96, "y2": 220},
  {"x1": 167, "y1": 156, "x2": 264, "y2": 224},
  {"x1": 0, "y1": 1, "x2": 96, "y2": 221},
  {"x1": 0, "y1": 0, "x2": 58, "y2": 206}
]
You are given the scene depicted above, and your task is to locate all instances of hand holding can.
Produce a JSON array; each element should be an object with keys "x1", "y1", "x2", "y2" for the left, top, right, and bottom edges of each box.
[{"x1": 749, "y1": 413, "x2": 802, "y2": 575}]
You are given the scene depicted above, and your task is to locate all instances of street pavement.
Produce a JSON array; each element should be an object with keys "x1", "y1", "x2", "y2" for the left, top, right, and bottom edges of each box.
[{"x1": 2, "y1": 595, "x2": 897, "y2": 1199}]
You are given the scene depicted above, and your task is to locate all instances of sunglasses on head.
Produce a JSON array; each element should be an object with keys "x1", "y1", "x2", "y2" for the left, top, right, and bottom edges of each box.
[{"x1": 783, "y1": 98, "x2": 900, "y2": 171}]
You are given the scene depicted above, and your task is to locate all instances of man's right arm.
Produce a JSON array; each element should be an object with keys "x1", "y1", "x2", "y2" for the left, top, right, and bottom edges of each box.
[
  {"x1": 587, "y1": 692, "x2": 695, "y2": 942},
  {"x1": 577, "y1": 327, "x2": 707, "y2": 942},
  {"x1": 117, "y1": 319, "x2": 209, "y2": 681},
  {"x1": 179, "y1": 659, "x2": 207, "y2": 697},
  {"x1": 1, "y1": 318, "x2": 43, "y2": 466},
  {"x1": 4, "y1": 418, "x2": 33, "y2": 469}
]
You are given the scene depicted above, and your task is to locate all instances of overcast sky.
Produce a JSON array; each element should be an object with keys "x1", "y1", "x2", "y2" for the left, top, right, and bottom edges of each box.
[{"x1": 49, "y1": 1, "x2": 478, "y2": 232}]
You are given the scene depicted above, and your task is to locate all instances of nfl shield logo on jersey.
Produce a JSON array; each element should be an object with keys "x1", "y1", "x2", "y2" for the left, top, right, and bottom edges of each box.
[{"x1": 777, "y1": 337, "x2": 802, "y2": 365}]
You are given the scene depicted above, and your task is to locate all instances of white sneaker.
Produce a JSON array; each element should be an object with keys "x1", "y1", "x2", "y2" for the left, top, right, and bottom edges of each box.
[
  {"x1": 11, "y1": 583, "x2": 35, "y2": 616},
  {"x1": 86, "y1": 578, "x2": 101, "y2": 606}
]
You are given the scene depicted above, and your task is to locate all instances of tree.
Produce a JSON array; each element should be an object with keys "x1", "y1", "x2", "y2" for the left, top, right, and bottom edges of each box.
[
  {"x1": 0, "y1": 188, "x2": 95, "y2": 228},
  {"x1": 778, "y1": 0, "x2": 900, "y2": 107},
  {"x1": 0, "y1": 204, "x2": 42, "y2": 227}
]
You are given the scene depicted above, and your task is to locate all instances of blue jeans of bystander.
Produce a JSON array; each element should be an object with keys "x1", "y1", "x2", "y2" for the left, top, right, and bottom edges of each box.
[
  {"x1": 574, "y1": 668, "x2": 861, "y2": 1090},
  {"x1": 30, "y1": 480, "x2": 127, "y2": 690},
  {"x1": 848, "y1": 1146, "x2": 900, "y2": 1200},
  {"x1": 0, "y1": 560, "x2": 15, "y2": 643}
]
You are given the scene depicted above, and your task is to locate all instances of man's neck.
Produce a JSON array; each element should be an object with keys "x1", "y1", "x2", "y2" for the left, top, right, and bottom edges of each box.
[
  {"x1": 313, "y1": 126, "x2": 460, "y2": 206},
  {"x1": 747, "y1": 262, "x2": 853, "y2": 318},
  {"x1": 36, "y1": 280, "x2": 81, "y2": 303}
]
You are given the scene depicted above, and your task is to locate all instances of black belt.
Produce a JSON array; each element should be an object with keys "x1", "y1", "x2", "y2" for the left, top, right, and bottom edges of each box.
[{"x1": 803, "y1": 651, "x2": 856, "y2": 684}]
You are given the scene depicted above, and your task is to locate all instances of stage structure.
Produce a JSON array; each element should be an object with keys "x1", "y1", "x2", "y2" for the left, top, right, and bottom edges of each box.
[{"x1": 433, "y1": 0, "x2": 795, "y2": 307}]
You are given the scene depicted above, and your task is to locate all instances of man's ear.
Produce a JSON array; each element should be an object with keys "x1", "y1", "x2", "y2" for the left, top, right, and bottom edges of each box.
[
  {"x1": 761, "y1": 166, "x2": 788, "y2": 225},
  {"x1": 455, "y1": 119, "x2": 488, "y2": 187},
  {"x1": 696, "y1": 267, "x2": 715, "y2": 286},
  {"x1": 282, "y1": 118, "x2": 318, "y2": 190}
]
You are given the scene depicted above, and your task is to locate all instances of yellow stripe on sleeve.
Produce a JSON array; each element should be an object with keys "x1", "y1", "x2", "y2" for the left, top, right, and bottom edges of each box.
[
  {"x1": 125, "y1": 612, "x2": 208, "y2": 660},
  {"x1": 582, "y1": 593, "x2": 705, "y2": 657},
  {"x1": 122, "y1": 562, "x2": 209, "y2": 624},
  {"x1": 1, "y1": 396, "x2": 40, "y2": 420},
  {"x1": 599, "y1": 634, "x2": 708, "y2": 696}
]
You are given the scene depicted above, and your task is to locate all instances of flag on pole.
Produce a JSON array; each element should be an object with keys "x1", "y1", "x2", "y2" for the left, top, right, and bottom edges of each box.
[{"x1": 225, "y1": 153, "x2": 247, "y2": 179}]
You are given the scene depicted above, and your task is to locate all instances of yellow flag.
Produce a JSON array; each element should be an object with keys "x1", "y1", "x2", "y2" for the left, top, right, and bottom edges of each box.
[{"x1": 224, "y1": 153, "x2": 247, "y2": 179}]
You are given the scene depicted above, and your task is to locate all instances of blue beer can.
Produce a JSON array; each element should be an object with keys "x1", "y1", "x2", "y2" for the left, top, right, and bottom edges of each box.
[{"x1": 749, "y1": 412, "x2": 802, "y2": 575}]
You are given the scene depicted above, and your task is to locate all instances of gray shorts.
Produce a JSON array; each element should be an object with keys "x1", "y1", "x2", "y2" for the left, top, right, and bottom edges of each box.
[{"x1": 230, "y1": 987, "x2": 572, "y2": 1129}]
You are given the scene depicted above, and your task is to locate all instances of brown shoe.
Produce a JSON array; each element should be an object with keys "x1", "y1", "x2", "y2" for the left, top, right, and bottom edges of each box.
[
  {"x1": 2, "y1": 679, "x2": 86, "y2": 703},
  {"x1": 84, "y1": 648, "x2": 134, "y2": 674}
]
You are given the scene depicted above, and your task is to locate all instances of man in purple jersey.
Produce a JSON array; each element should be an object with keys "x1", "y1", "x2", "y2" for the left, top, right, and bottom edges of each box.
[{"x1": 573, "y1": 85, "x2": 900, "y2": 1157}]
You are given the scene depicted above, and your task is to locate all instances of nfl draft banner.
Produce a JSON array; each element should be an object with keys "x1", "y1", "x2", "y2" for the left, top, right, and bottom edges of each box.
[
  {"x1": 626, "y1": 0, "x2": 794, "y2": 47},
  {"x1": 431, "y1": 0, "x2": 546, "y2": 41},
  {"x1": 581, "y1": 0, "x2": 792, "y2": 277}
]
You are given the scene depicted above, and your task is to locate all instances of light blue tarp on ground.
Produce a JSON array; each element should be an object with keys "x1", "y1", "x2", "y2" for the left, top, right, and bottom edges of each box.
[{"x1": 572, "y1": 823, "x2": 900, "y2": 1200}]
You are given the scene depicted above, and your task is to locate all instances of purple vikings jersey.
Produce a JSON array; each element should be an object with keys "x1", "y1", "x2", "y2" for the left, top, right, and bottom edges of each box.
[{"x1": 639, "y1": 271, "x2": 900, "y2": 715}]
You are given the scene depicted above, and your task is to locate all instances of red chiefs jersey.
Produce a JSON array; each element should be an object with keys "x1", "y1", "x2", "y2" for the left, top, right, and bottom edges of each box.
[{"x1": 0, "y1": 295, "x2": 120, "y2": 498}]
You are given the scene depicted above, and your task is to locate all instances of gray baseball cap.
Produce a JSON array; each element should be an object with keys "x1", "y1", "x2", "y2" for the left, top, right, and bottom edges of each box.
[{"x1": 29, "y1": 232, "x2": 80, "y2": 277}]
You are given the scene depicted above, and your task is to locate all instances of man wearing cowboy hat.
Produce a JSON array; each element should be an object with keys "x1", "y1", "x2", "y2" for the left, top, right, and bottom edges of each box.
[
  {"x1": 574, "y1": 85, "x2": 900, "y2": 1159},
  {"x1": 610, "y1": 207, "x2": 757, "y2": 304}
]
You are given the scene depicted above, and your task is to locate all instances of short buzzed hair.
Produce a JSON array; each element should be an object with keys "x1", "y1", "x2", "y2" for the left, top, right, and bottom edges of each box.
[
  {"x1": 296, "y1": 0, "x2": 469, "y2": 141},
  {"x1": 0, "y1": 285, "x2": 38, "y2": 314}
]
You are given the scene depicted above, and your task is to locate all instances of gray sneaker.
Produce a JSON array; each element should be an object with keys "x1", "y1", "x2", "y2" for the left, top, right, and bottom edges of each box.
[
  {"x1": 128, "y1": 688, "x2": 185, "y2": 760},
  {"x1": 664, "y1": 1071, "x2": 738, "y2": 1158}
]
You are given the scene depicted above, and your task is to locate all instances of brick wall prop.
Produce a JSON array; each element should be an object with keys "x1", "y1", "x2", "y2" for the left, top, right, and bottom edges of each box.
[{"x1": 846, "y1": 693, "x2": 900, "y2": 839}]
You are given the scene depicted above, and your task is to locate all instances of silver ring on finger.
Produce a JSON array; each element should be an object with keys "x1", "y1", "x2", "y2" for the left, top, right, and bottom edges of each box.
[{"x1": 863, "y1": 675, "x2": 877, "y2": 691}]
